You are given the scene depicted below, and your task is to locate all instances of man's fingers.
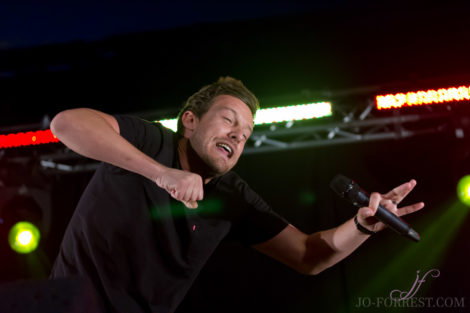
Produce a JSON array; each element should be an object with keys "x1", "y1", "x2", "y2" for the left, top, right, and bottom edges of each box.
[
  {"x1": 357, "y1": 206, "x2": 385, "y2": 231},
  {"x1": 169, "y1": 192, "x2": 198, "y2": 209},
  {"x1": 368, "y1": 192, "x2": 381, "y2": 215},
  {"x1": 356, "y1": 182, "x2": 424, "y2": 233},
  {"x1": 169, "y1": 183, "x2": 202, "y2": 209},
  {"x1": 157, "y1": 168, "x2": 204, "y2": 209},
  {"x1": 182, "y1": 185, "x2": 194, "y2": 202},
  {"x1": 383, "y1": 179, "x2": 417, "y2": 204},
  {"x1": 182, "y1": 200, "x2": 198, "y2": 209},
  {"x1": 187, "y1": 181, "x2": 203, "y2": 202},
  {"x1": 193, "y1": 181, "x2": 204, "y2": 201},
  {"x1": 396, "y1": 202, "x2": 425, "y2": 217},
  {"x1": 357, "y1": 206, "x2": 374, "y2": 220},
  {"x1": 357, "y1": 192, "x2": 380, "y2": 222},
  {"x1": 172, "y1": 178, "x2": 203, "y2": 202},
  {"x1": 198, "y1": 187, "x2": 204, "y2": 201},
  {"x1": 381, "y1": 199, "x2": 398, "y2": 215}
]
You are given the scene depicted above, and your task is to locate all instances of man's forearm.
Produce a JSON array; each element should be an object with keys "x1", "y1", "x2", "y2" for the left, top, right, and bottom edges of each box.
[
  {"x1": 254, "y1": 181, "x2": 423, "y2": 276},
  {"x1": 50, "y1": 108, "x2": 166, "y2": 181},
  {"x1": 303, "y1": 218, "x2": 370, "y2": 275}
]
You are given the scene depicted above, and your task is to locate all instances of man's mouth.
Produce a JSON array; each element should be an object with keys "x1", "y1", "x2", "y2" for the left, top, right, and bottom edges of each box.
[{"x1": 216, "y1": 142, "x2": 233, "y2": 158}]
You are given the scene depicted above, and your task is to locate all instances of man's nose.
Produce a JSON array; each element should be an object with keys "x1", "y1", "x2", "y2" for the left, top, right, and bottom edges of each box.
[{"x1": 229, "y1": 128, "x2": 244, "y2": 142}]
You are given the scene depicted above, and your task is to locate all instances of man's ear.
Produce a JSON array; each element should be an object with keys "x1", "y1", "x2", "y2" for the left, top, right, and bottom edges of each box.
[{"x1": 181, "y1": 110, "x2": 198, "y2": 138}]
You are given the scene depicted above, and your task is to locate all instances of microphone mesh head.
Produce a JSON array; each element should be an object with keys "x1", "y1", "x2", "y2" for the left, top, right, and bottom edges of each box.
[{"x1": 329, "y1": 174, "x2": 353, "y2": 198}]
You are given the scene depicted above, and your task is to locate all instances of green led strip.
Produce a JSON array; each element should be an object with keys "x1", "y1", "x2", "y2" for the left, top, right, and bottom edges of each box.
[{"x1": 159, "y1": 101, "x2": 332, "y2": 132}]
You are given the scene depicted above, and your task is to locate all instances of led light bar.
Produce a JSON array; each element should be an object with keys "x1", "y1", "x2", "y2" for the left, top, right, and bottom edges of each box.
[
  {"x1": 0, "y1": 129, "x2": 59, "y2": 149},
  {"x1": 159, "y1": 119, "x2": 178, "y2": 132},
  {"x1": 1, "y1": 102, "x2": 331, "y2": 149},
  {"x1": 160, "y1": 101, "x2": 332, "y2": 132},
  {"x1": 254, "y1": 101, "x2": 332, "y2": 125},
  {"x1": 376, "y1": 85, "x2": 470, "y2": 110}
]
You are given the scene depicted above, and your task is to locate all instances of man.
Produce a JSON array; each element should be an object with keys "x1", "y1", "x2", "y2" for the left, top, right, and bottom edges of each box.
[{"x1": 50, "y1": 77, "x2": 424, "y2": 312}]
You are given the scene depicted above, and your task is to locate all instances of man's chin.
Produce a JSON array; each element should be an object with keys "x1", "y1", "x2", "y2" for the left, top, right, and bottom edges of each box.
[
  {"x1": 209, "y1": 165, "x2": 231, "y2": 177},
  {"x1": 206, "y1": 160, "x2": 232, "y2": 177}
]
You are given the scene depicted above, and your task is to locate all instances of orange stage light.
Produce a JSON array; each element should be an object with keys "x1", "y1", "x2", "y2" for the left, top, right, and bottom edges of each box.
[{"x1": 376, "y1": 86, "x2": 470, "y2": 110}]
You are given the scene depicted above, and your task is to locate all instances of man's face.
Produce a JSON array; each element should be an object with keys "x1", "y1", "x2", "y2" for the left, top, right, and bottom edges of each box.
[{"x1": 186, "y1": 95, "x2": 254, "y2": 176}]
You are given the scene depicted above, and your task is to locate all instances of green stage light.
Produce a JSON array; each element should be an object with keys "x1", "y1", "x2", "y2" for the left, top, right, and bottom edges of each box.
[
  {"x1": 8, "y1": 221, "x2": 41, "y2": 254},
  {"x1": 457, "y1": 175, "x2": 470, "y2": 206},
  {"x1": 158, "y1": 101, "x2": 332, "y2": 132},
  {"x1": 159, "y1": 118, "x2": 178, "y2": 132},
  {"x1": 254, "y1": 102, "x2": 332, "y2": 125}
]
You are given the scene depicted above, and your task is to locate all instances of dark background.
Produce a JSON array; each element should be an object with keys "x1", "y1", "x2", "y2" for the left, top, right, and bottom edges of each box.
[{"x1": 0, "y1": 2, "x2": 469, "y2": 312}]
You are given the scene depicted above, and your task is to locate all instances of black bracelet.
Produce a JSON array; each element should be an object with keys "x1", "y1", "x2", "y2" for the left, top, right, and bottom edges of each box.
[{"x1": 354, "y1": 215, "x2": 376, "y2": 235}]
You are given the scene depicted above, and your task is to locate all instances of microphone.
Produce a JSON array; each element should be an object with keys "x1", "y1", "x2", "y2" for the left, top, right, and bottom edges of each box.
[{"x1": 330, "y1": 174, "x2": 420, "y2": 242}]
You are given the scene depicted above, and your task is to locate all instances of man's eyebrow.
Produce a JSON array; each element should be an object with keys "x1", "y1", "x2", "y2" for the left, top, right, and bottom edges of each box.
[{"x1": 222, "y1": 107, "x2": 253, "y2": 133}]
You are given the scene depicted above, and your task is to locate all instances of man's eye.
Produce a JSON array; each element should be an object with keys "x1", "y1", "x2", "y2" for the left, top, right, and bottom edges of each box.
[{"x1": 224, "y1": 117, "x2": 232, "y2": 123}]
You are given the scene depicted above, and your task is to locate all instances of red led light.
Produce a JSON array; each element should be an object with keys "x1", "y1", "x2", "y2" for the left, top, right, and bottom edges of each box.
[
  {"x1": 0, "y1": 129, "x2": 60, "y2": 149},
  {"x1": 376, "y1": 86, "x2": 470, "y2": 110}
]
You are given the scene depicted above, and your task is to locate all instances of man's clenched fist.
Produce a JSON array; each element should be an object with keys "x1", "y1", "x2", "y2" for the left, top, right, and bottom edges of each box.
[{"x1": 154, "y1": 167, "x2": 204, "y2": 209}]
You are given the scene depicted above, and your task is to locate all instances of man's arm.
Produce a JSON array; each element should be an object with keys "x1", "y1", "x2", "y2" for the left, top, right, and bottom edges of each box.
[
  {"x1": 50, "y1": 108, "x2": 203, "y2": 208},
  {"x1": 253, "y1": 180, "x2": 425, "y2": 275}
]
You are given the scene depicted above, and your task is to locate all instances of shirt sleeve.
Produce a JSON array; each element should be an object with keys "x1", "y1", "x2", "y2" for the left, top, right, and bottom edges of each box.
[
  {"x1": 103, "y1": 115, "x2": 165, "y2": 173},
  {"x1": 221, "y1": 172, "x2": 289, "y2": 246},
  {"x1": 115, "y1": 115, "x2": 164, "y2": 152}
]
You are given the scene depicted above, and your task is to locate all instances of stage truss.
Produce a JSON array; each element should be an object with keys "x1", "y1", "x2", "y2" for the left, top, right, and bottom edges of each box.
[{"x1": 0, "y1": 98, "x2": 466, "y2": 173}]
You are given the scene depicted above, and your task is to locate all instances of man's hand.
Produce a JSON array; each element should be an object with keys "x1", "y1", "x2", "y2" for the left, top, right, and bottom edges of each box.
[
  {"x1": 356, "y1": 179, "x2": 425, "y2": 232},
  {"x1": 154, "y1": 167, "x2": 204, "y2": 209}
]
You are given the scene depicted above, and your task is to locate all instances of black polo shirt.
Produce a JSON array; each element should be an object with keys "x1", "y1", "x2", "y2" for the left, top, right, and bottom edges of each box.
[{"x1": 50, "y1": 115, "x2": 288, "y2": 313}]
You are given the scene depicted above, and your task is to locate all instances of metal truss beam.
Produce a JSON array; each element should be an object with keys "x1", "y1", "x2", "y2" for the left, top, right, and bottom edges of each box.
[
  {"x1": 2, "y1": 103, "x2": 459, "y2": 173},
  {"x1": 244, "y1": 112, "x2": 451, "y2": 154}
]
